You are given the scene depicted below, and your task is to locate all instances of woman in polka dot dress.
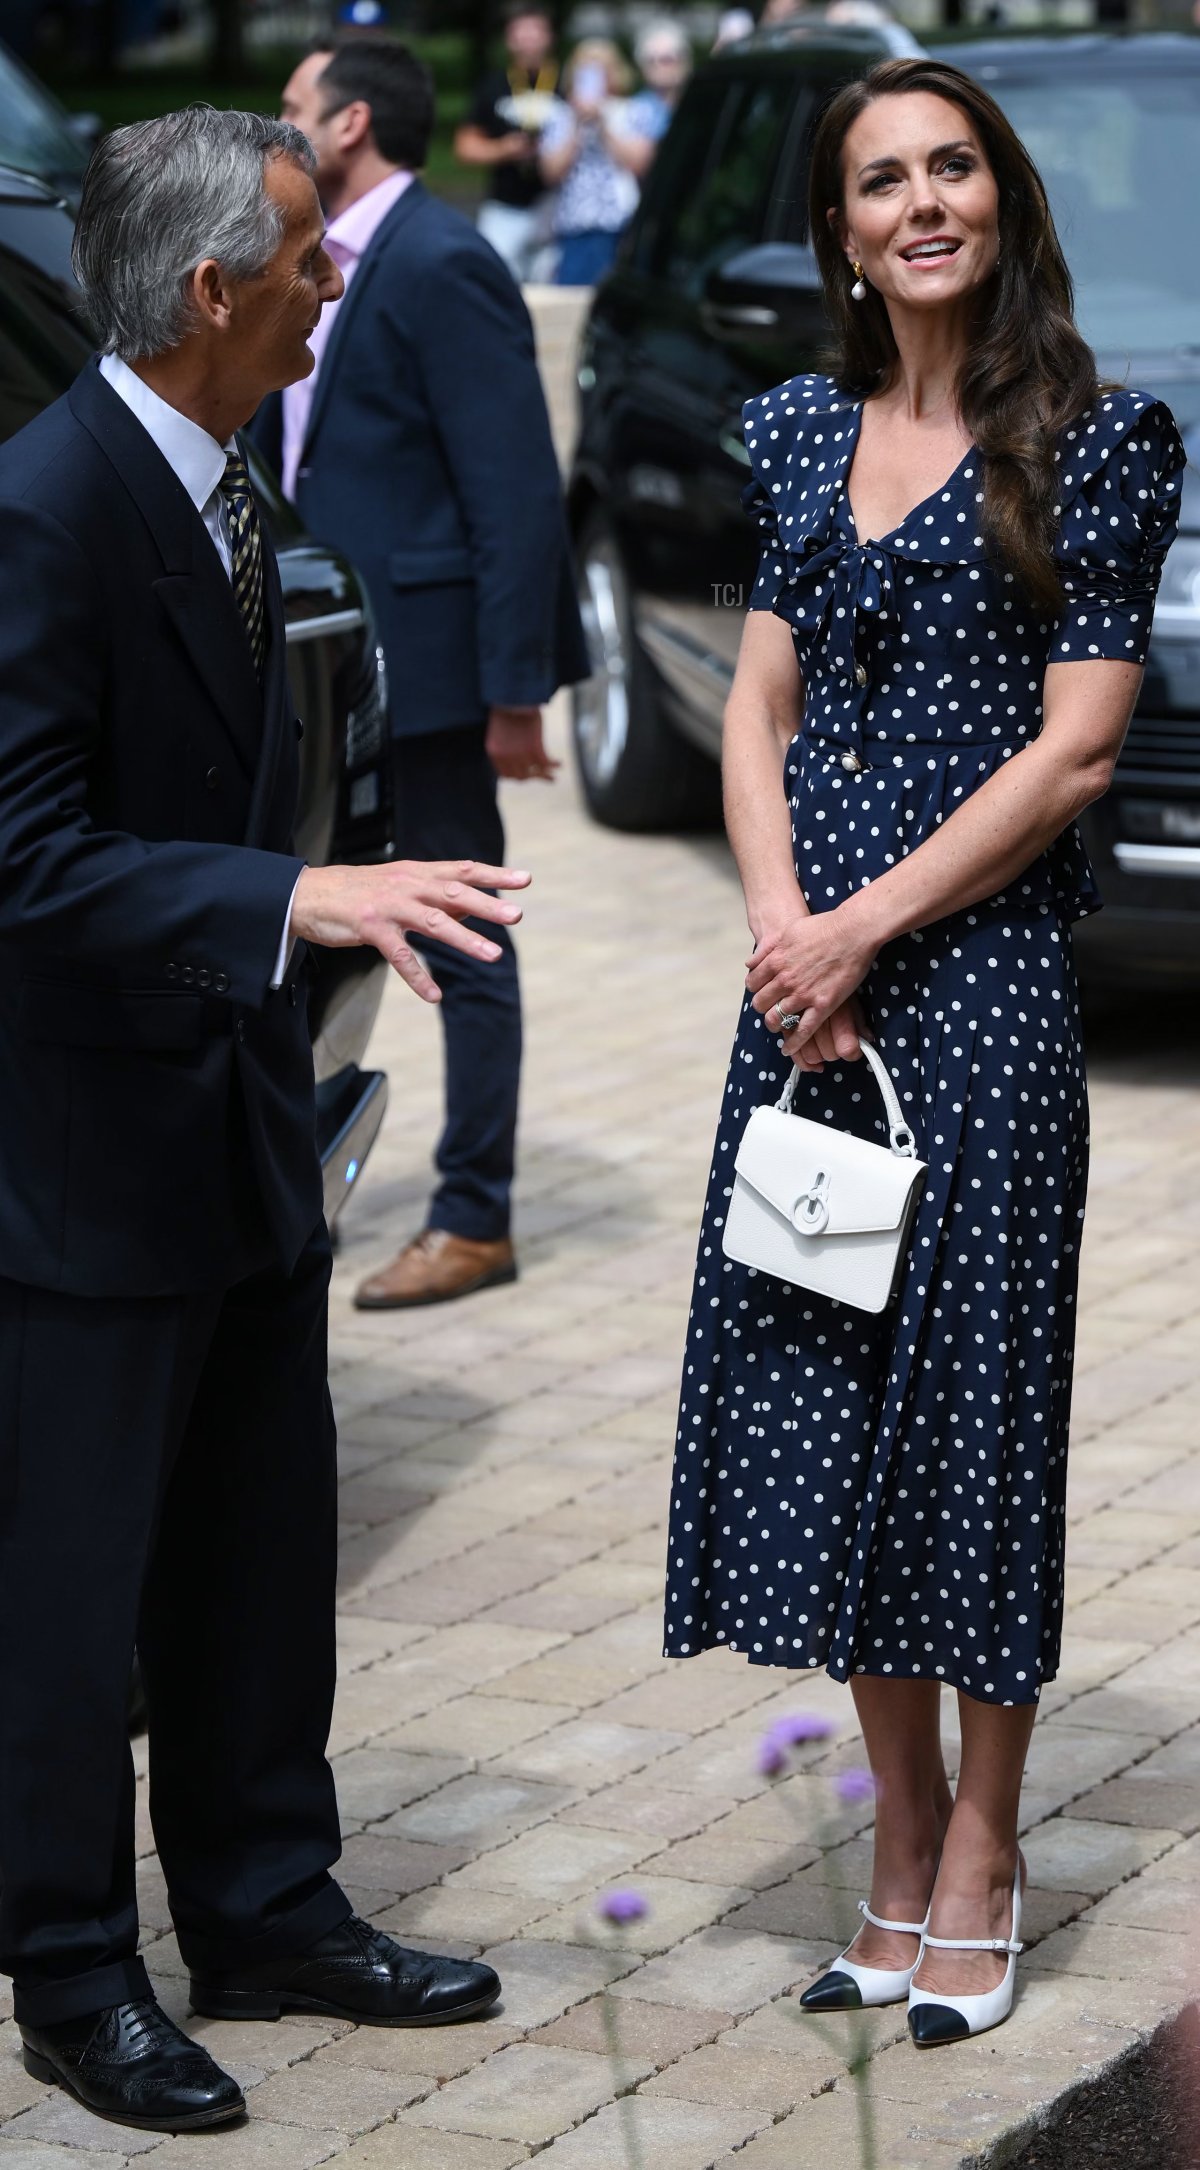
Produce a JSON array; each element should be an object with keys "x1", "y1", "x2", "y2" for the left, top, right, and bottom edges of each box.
[{"x1": 663, "y1": 57, "x2": 1185, "y2": 2044}]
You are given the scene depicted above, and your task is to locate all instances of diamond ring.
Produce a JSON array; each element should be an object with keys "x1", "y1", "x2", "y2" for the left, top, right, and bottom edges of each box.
[{"x1": 774, "y1": 1006, "x2": 802, "y2": 1031}]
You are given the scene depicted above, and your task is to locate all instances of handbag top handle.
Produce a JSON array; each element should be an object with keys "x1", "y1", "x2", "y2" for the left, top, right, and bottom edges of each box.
[{"x1": 778, "y1": 1040, "x2": 918, "y2": 1160}]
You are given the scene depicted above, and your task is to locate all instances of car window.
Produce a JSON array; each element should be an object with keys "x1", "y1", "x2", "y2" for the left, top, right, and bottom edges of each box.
[
  {"x1": 977, "y1": 68, "x2": 1200, "y2": 356},
  {"x1": 643, "y1": 72, "x2": 804, "y2": 299},
  {"x1": 0, "y1": 44, "x2": 88, "y2": 187},
  {"x1": 0, "y1": 206, "x2": 93, "y2": 442}
]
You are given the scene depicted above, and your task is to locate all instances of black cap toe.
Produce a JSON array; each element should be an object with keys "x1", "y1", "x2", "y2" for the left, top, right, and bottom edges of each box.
[{"x1": 799, "y1": 1970, "x2": 864, "y2": 2011}]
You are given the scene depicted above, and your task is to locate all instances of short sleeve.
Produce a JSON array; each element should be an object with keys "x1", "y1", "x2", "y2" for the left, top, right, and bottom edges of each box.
[
  {"x1": 537, "y1": 100, "x2": 574, "y2": 154},
  {"x1": 740, "y1": 394, "x2": 789, "y2": 612},
  {"x1": 1050, "y1": 397, "x2": 1187, "y2": 665}
]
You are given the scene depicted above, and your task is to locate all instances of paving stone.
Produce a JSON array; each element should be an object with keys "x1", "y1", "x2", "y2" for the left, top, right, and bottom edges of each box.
[
  {"x1": 3, "y1": 2094, "x2": 167, "y2": 2155},
  {"x1": 0, "y1": 2145, "x2": 128, "y2": 2170},
  {"x1": 558, "y1": 1782, "x2": 734, "y2": 1843},
  {"x1": 151, "y1": 2121, "x2": 346, "y2": 2168},
  {"x1": 609, "y1": 1926, "x2": 820, "y2": 2013},
  {"x1": 478, "y1": 1941, "x2": 639, "y2": 2031},
  {"x1": 375, "y1": 1774, "x2": 571, "y2": 1848},
  {"x1": 1088, "y1": 1873, "x2": 1200, "y2": 1930},
  {"x1": 0, "y1": 2057, "x2": 45, "y2": 2121},
  {"x1": 520, "y1": 1874, "x2": 751, "y2": 1955},
  {"x1": 490, "y1": 1719, "x2": 689, "y2": 1788},
  {"x1": 1021, "y1": 1815, "x2": 1182, "y2": 1892},
  {"x1": 1070, "y1": 1774, "x2": 1200, "y2": 1832},
  {"x1": 1024, "y1": 1917, "x2": 1198, "y2": 1988},
  {"x1": 334, "y1": 2130, "x2": 529, "y2": 2170},
  {"x1": 641, "y1": 2042, "x2": 818, "y2": 2116},
  {"x1": 242, "y1": 2058, "x2": 428, "y2": 2133},
  {"x1": 450, "y1": 1823, "x2": 653, "y2": 1901},
  {"x1": 645, "y1": 1832, "x2": 817, "y2": 1889},
  {"x1": 713, "y1": 2089, "x2": 984, "y2": 2169},
  {"x1": 535, "y1": 2095, "x2": 770, "y2": 2168},
  {"x1": 338, "y1": 1832, "x2": 471, "y2": 1893},
  {"x1": 329, "y1": 1748, "x2": 468, "y2": 1822},
  {"x1": 401, "y1": 2043, "x2": 614, "y2": 2145},
  {"x1": 531, "y1": 1997, "x2": 735, "y2": 2068},
  {"x1": 184, "y1": 2015, "x2": 346, "y2": 2072},
  {"x1": 377, "y1": 1883, "x2": 545, "y2": 1950},
  {"x1": 378, "y1": 1695, "x2": 576, "y2": 1762}
]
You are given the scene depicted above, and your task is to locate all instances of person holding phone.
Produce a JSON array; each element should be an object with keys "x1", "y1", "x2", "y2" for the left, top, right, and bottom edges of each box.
[{"x1": 538, "y1": 39, "x2": 651, "y2": 286}]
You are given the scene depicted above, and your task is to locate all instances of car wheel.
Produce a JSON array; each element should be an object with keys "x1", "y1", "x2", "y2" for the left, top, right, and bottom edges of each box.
[{"x1": 571, "y1": 511, "x2": 721, "y2": 831}]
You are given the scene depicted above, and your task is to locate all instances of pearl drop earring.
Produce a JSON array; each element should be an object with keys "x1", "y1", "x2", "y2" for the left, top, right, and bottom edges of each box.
[{"x1": 850, "y1": 259, "x2": 867, "y2": 302}]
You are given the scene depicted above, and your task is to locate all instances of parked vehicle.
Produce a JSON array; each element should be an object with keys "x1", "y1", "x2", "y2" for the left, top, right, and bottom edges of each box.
[
  {"x1": 0, "y1": 40, "x2": 94, "y2": 204},
  {"x1": 569, "y1": 25, "x2": 1200, "y2": 983},
  {"x1": 0, "y1": 167, "x2": 394, "y2": 1217}
]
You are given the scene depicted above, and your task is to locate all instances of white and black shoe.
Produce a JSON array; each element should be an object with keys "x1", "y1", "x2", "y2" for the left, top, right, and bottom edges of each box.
[
  {"x1": 799, "y1": 1897, "x2": 930, "y2": 2011},
  {"x1": 907, "y1": 1860, "x2": 1024, "y2": 2045}
]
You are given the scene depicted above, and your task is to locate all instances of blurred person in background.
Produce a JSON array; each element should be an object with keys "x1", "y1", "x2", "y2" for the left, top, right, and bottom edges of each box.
[
  {"x1": 713, "y1": 8, "x2": 757, "y2": 50},
  {"x1": 267, "y1": 36, "x2": 588, "y2": 1310},
  {"x1": 455, "y1": 3, "x2": 560, "y2": 285},
  {"x1": 538, "y1": 38, "x2": 642, "y2": 287},
  {"x1": 611, "y1": 19, "x2": 693, "y2": 181}
]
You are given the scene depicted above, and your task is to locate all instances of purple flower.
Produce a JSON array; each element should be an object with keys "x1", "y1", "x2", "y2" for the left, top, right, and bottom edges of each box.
[
  {"x1": 757, "y1": 1711, "x2": 835, "y2": 1776},
  {"x1": 836, "y1": 1768, "x2": 877, "y2": 1805},
  {"x1": 596, "y1": 1887, "x2": 649, "y2": 1926}
]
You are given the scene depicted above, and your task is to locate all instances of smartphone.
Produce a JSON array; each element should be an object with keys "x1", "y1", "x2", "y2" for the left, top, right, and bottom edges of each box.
[{"x1": 574, "y1": 63, "x2": 607, "y2": 104}]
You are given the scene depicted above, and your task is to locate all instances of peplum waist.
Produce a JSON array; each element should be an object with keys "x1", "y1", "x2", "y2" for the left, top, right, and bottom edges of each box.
[{"x1": 788, "y1": 731, "x2": 1101, "y2": 925}]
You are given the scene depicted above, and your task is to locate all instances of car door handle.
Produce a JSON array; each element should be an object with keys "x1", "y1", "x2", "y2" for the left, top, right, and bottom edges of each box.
[{"x1": 700, "y1": 300, "x2": 780, "y2": 335}]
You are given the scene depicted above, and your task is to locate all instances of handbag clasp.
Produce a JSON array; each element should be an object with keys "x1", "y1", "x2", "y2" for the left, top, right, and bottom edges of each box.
[{"x1": 792, "y1": 1169, "x2": 831, "y2": 1235}]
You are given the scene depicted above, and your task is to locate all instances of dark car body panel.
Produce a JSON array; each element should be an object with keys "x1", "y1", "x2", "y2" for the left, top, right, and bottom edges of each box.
[{"x1": 570, "y1": 28, "x2": 1200, "y2": 980}]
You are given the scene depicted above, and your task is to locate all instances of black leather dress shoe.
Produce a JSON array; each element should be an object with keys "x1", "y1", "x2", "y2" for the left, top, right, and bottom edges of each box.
[
  {"x1": 20, "y1": 1999, "x2": 245, "y2": 2133},
  {"x1": 190, "y1": 1913, "x2": 502, "y2": 2027}
]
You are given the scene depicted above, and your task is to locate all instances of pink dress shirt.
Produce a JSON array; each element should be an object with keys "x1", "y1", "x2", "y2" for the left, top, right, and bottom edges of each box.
[{"x1": 281, "y1": 168, "x2": 414, "y2": 501}]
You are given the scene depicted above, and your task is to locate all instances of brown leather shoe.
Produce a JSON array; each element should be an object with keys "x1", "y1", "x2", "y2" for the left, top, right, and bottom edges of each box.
[{"x1": 353, "y1": 1228, "x2": 517, "y2": 1310}]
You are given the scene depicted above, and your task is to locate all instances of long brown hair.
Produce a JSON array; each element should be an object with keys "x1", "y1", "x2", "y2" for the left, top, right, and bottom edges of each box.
[{"x1": 808, "y1": 58, "x2": 1099, "y2": 612}]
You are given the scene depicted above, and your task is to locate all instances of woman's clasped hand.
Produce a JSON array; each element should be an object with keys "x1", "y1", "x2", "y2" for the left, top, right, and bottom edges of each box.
[{"x1": 745, "y1": 905, "x2": 871, "y2": 1068}]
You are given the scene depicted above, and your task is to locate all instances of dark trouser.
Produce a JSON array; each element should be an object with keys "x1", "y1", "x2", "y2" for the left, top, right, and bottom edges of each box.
[
  {"x1": 392, "y1": 724, "x2": 521, "y2": 1243},
  {"x1": 0, "y1": 1223, "x2": 349, "y2": 2027}
]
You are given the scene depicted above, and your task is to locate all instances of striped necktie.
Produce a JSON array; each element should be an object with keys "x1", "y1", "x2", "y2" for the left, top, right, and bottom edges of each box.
[{"x1": 219, "y1": 451, "x2": 266, "y2": 680}]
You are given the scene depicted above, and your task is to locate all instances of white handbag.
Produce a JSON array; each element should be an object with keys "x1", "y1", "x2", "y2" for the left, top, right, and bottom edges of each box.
[{"x1": 722, "y1": 1041, "x2": 927, "y2": 1314}]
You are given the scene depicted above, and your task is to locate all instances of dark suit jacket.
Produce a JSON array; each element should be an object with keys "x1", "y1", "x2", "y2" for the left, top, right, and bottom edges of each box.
[
  {"x1": 0, "y1": 360, "x2": 322, "y2": 1298},
  {"x1": 251, "y1": 179, "x2": 589, "y2": 737}
]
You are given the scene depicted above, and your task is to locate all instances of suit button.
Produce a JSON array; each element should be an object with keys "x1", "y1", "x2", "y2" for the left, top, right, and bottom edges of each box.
[
  {"x1": 295, "y1": 716, "x2": 305, "y2": 740},
  {"x1": 197, "y1": 968, "x2": 212, "y2": 989},
  {"x1": 165, "y1": 962, "x2": 179, "y2": 982},
  {"x1": 235, "y1": 1018, "x2": 246, "y2": 1044},
  {"x1": 288, "y1": 982, "x2": 298, "y2": 1008},
  {"x1": 181, "y1": 965, "x2": 196, "y2": 985},
  {"x1": 205, "y1": 766, "x2": 220, "y2": 791},
  {"x1": 214, "y1": 972, "x2": 230, "y2": 994}
]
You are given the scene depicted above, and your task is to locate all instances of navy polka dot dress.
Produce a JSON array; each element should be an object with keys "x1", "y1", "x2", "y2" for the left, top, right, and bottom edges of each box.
[{"x1": 664, "y1": 375, "x2": 1185, "y2": 1706}]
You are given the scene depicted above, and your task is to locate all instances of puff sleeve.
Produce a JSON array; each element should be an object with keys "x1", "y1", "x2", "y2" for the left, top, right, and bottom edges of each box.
[
  {"x1": 1050, "y1": 396, "x2": 1187, "y2": 665},
  {"x1": 741, "y1": 395, "x2": 789, "y2": 613}
]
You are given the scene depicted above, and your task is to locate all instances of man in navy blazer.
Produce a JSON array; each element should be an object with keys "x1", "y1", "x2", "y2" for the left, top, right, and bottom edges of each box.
[
  {"x1": 0, "y1": 108, "x2": 523, "y2": 2135},
  {"x1": 258, "y1": 35, "x2": 589, "y2": 1310}
]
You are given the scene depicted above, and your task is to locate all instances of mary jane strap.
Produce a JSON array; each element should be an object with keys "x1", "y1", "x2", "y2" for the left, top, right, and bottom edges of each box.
[
  {"x1": 922, "y1": 1931, "x2": 1023, "y2": 1954},
  {"x1": 858, "y1": 1899, "x2": 929, "y2": 1937}
]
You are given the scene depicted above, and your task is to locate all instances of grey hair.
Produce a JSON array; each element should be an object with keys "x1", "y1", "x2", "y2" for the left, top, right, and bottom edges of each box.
[{"x1": 72, "y1": 106, "x2": 316, "y2": 361}]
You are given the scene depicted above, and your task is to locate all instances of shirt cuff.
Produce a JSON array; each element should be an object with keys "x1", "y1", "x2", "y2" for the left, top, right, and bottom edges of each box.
[{"x1": 270, "y1": 870, "x2": 305, "y2": 991}]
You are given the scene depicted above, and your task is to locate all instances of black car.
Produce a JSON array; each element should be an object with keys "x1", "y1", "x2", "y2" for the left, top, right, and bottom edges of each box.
[
  {"x1": 0, "y1": 40, "x2": 93, "y2": 203},
  {"x1": 0, "y1": 166, "x2": 394, "y2": 1216},
  {"x1": 569, "y1": 25, "x2": 1200, "y2": 982}
]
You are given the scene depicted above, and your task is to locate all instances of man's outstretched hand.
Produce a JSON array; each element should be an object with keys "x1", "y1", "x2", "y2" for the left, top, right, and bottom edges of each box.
[{"x1": 290, "y1": 858, "x2": 530, "y2": 1004}]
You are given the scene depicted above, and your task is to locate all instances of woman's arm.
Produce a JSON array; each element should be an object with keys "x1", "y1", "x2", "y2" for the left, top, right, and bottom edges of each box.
[
  {"x1": 723, "y1": 610, "x2": 805, "y2": 939},
  {"x1": 605, "y1": 121, "x2": 657, "y2": 179},
  {"x1": 726, "y1": 612, "x2": 865, "y2": 1066},
  {"x1": 747, "y1": 656, "x2": 1141, "y2": 1054}
]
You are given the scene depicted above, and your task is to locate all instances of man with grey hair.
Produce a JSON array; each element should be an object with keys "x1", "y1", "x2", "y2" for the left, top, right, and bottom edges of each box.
[{"x1": 0, "y1": 107, "x2": 512, "y2": 2135}]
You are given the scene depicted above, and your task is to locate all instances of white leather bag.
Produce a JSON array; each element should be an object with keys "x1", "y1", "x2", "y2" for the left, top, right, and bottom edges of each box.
[{"x1": 722, "y1": 1041, "x2": 926, "y2": 1313}]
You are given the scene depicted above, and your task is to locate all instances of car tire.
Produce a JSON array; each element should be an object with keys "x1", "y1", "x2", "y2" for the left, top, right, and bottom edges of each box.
[{"x1": 571, "y1": 510, "x2": 721, "y2": 831}]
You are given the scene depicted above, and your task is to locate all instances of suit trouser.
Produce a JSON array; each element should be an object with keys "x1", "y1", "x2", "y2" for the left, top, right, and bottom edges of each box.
[
  {"x1": 392, "y1": 724, "x2": 522, "y2": 1243},
  {"x1": 0, "y1": 1221, "x2": 350, "y2": 2027}
]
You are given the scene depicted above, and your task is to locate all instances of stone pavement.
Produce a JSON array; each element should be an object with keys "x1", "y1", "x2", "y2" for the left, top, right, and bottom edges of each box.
[
  {"x1": 3, "y1": 708, "x2": 1197, "y2": 2170},
  {"x1": 3, "y1": 301, "x2": 1199, "y2": 2169}
]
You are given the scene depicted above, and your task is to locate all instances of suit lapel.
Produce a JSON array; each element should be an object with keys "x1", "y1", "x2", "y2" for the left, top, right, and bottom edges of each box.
[
  {"x1": 302, "y1": 178, "x2": 427, "y2": 463},
  {"x1": 69, "y1": 362, "x2": 263, "y2": 779}
]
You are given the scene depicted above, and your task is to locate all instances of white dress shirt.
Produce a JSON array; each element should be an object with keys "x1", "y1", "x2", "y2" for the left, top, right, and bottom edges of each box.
[{"x1": 99, "y1": 354, "x2": 300, "y2": 990}]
